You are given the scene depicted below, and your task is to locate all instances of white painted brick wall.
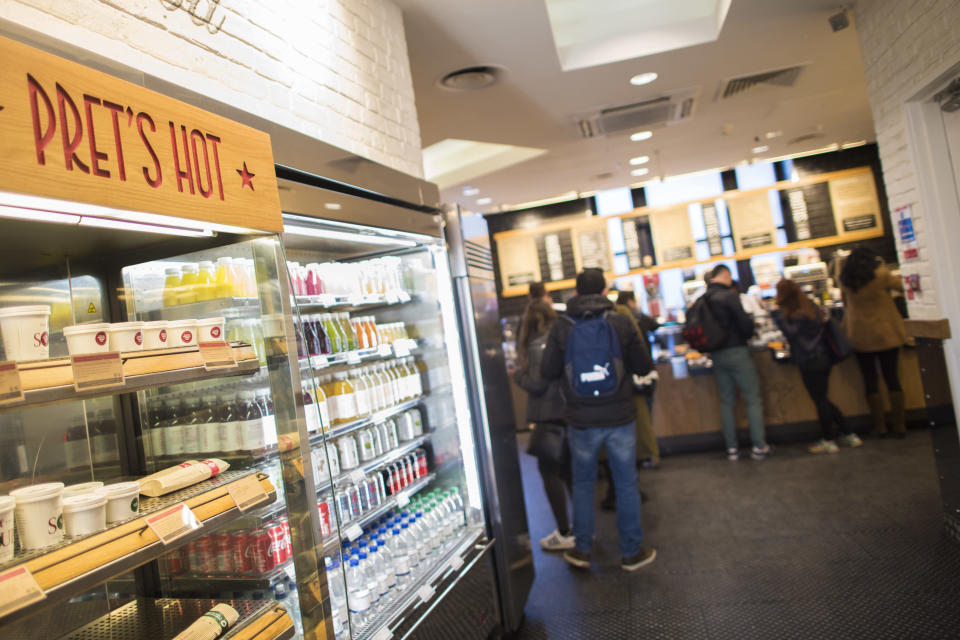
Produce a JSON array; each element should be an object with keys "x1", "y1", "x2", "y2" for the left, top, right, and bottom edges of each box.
[
  {"x1": 0, "y1": 0, "x2": 425, "y2": 178},
  {"x1": 853, "y1": 0, "x2": 960, "y2": 319}
]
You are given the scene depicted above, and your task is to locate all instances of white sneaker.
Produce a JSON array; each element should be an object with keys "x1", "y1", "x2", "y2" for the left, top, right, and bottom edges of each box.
[
  {"x1": 539, "y1": 529, "x2": 576, "y2": 551},
  {"x1": 727, "y1": 448, "x2": 739, "y2": 461}
]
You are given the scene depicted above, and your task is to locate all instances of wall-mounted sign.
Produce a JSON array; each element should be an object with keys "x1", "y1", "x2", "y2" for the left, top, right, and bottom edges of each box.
[
  {"x1": 741, "y1": 232, "x2": 774, "y2": 249},
  {"x1": 622, "y1": 215, "x2": 656, "y2": 269},
  {"x1": 727, "y1": 191, "x2": 776, "y2": 251},
  {"x1": 702, "y1": 203, "x2": 724, "y2": 256},
  {"x1": 896, "y1": 205, "x2": 919, "y2": 260},
  {"x1": 535, "y1": 230, "x2": 576, "y2": 282},
  {"x1": 649, "y1": 205, "x2": 694, "y2": 266},
  {"x1": 779, "y1": 183, "x2": 837, "y2": 242},
  {"x1": 576, "y1": 228, "x2": 611, "y2": 271},
  {"x1": 842, "y1": 215, "x2": 878, "y2": 232},
  {"x1": 0, "y1": 35, "x2": 282, "y2": 232}
]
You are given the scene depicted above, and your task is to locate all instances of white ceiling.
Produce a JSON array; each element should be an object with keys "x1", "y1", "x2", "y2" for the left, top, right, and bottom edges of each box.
[{"x1": 395, "y1": 0, "x2": 876, "y2": 213}]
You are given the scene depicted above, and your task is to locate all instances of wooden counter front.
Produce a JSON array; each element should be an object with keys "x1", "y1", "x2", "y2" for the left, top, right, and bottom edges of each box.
[{"x1": 650, "y1": 348, "x2": 926, "y2": 439}]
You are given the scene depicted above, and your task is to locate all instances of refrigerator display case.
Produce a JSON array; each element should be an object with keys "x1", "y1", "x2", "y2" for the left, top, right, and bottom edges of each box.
[{"x1": 276, "y1": 177, "x2": 496, "y2": 640}]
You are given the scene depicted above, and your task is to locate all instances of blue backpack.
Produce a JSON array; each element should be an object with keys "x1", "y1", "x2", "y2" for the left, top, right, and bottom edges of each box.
[{"x1": 563, "y1": 312, "x2": 624, "y2": 398}]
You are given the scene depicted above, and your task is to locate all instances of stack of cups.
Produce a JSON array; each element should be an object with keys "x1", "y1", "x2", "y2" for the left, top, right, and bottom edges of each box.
[
  {"x1": 0, "y1": 305, "x2": 51, "y2": 361},
  {"x1": 0, "y1": 496, "x2": 14, "y2": 562},
  {"x1": 10, "y1": 482, "x2": 65, "y2": 551}
]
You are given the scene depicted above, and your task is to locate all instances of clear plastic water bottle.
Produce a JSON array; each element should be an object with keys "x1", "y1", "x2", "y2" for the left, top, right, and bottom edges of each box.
[
  {"x1": 447, "y1": 487, "x2": 467, "y2": 530},
  {"x1": 400, "y1": 521, "x2": 420, "y2": 576},
  {"x1": 346, "y1": 557, "x2": 371, "y2": 629},
  {"x1": 357, "y1": 550, "x2": 380, "y2": 610},
  {"x1": 325, "y1": 556, "x2": 348, "y2": 639},
  {"x1": 376, "y1": 536, "x2": 396, "y2": 594},
  {"x1": 390, "y1": 525, "x2": 412, "y2": 587},
  {"x1": 410, "y1": 510, "x2": 430, "y2": 566},
  {"x1": 423, "y1": 506, "x2": 441, "y2": 552},
  {"x1": 368, "y1": 543, "x2": 389, "y2": 605}
]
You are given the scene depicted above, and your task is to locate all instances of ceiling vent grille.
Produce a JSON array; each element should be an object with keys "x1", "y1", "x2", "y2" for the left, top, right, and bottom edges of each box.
[
  {"x1": 577, "y1": 88, "x2": 698, "y2": 138},
  {"x1": 720, "y1": 65, "x2": 806, "y2": 99}
]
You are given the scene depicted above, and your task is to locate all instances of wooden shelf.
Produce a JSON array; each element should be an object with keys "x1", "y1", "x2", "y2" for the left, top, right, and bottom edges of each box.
[
  {"x1": 1, "y1": 344, "x2": 259, "y2": 412},
  {"x1": 0, "y1": 470, "x2": 276, "y2": 627}
]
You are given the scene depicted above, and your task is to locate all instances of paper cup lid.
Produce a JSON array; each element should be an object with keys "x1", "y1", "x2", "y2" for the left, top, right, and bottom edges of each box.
[
  {"x1": 167, "y1": 319, "x2": 198, "y2": 327},
  {"x1": 62, "y1": 492, "x2": 108, "y2": 512},
  {"x1": 197, "y1": 317, "x2": 225, "y2": 325},
  {"x1": 11, "y1": 482, "x2": 64, "y2": 503},
  {"x1": 0, "y1": 496, "x2": 15, "y2": 510},
  {"x1": 143, "y1": 321, "x2": 168, "y2": 328},
  {"x1": 108, "y1": 322, "x2": 143, "y2": 330},
  {"x1": 0, "y1": 305, "x2": 50, "y2": 318},
  {"x1": 63, "y1": 323, "x2": 109, "y2": 334},
  {"x1": 62, "y1": 482, "x2": 104, "y2": 497},
  {"x1": 103, "y1": 481, "x2": 140, "y2": 497}
]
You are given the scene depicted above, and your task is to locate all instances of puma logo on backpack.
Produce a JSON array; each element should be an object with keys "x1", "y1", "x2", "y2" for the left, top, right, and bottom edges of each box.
[{"x1": 563, "y1": 312, "x2": 624, "y2": 398}]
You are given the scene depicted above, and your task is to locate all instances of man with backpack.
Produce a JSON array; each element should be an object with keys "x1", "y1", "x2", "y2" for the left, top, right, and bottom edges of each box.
[
  {"x1": 541, "y1": 268, "x2": 656, "y2": 571},
  {"x1": 691, "y1": 264, "x2": 770, "y2": 461}
]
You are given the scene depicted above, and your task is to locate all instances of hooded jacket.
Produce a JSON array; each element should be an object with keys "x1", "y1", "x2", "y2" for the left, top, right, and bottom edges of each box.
[
  {"x1": 704, "y1": 281, "x2": 755, "y2": 350},
  {"x1": 513, "y1": 331, "x2": 565, "y2": 424},
  {"x1": 541, "y1": 294, "x2": 653, "y2": 429},
  {"x1": 771, "y1": 308, "x2": 831, "y2": 370},
  {"x1": 841, "y1": 267, "x2": 906, "y2": 352}
]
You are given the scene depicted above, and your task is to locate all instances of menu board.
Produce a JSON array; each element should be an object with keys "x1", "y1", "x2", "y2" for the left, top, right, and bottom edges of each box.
[
  {"x1": 535, "y1": 230, "x2": 577, "y2": 282},
  {"x1": 778, "y1": 182, "x2": 837, "y2": 242},
  {"x1": 649, "y1": 205, "x2": 695, "y2": 265},
  {"x1": 828, "y1": 171, "x2": 881, "y2": 232},
  {"x1": 728, "y1": 190, "x2": 777, "y2": 251},
  {"x1": 496, "y1": 234, "x2": 541, "y2": 288},
  {"x1": 576, "y1": 228, "x2": 611, "y2": 271},
  {"x1": 622, "y1": 216, "x2": 656, "y2": 269},
  {"x1": 702, "y1": 203, "x2": 724, "y2": 256}
]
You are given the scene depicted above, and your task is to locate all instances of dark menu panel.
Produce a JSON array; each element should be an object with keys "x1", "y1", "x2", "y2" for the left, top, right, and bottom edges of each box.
[
  {"x1": 622, "y1": 216, "x2": 657, "y2": 269},
  {"x1": 535, "y1": 230, "x2": 577, "y2": 282},
  {"x1": 778, "y1": 182, "x2": 837, "y2": 242}
]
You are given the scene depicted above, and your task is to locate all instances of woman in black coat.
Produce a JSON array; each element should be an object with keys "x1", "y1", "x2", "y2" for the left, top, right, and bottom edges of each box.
[{"x1": 771, "y1": 279, "x2": 863, "y2": 454}]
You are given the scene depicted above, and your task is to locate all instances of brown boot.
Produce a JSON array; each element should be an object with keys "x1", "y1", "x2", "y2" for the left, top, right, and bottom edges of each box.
[
  {"x1": 890, "y1": 391, "x2": 906, "y2": 438},
  {"x1": 867, "y1": 393, "x2": 887, "y2": 437}
]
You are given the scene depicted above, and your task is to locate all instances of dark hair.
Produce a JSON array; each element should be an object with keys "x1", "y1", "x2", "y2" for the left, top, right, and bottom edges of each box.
[
  {"x1": 775, "y1": 278, "x2": 818, "y2": 320},
  {"x1": 575, "y1": 268, "x2": 606, "y2": 295},
  {"x1": 528, "y1": 281, "x2": 546, "y2": 300},
  {"x1": 616, "y1": 291, "x2": 636, "y2": 306},
  {"x1": 709, "y1": 264, "x2": 731, "y2": 281},
  {"x1": 839, "y1": 247, "x2": 879, "y2": 293},
  {"x1": 517, "y1": 299, "x2": 557, "y2": 365}
]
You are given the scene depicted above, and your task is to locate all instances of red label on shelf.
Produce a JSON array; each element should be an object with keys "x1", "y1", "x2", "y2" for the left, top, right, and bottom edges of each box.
[{"x1": 71, "y1": 352, "x2": 124, "y2": 391}]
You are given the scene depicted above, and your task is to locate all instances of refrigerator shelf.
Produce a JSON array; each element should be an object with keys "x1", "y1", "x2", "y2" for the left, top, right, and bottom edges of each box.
[
  {"x1": 354, "y1": 526, "x2": 489, "y2": 640},
  {"x1": 293, "y1": 292, "x2": 414, "y2": 313},
  {"x1": 139, "y1": 297, "x2": 262, "y2": 322},
  {"x1": 59, "y1": 598, "x2": 293, "y2": 640},
  {"x1": 322, "y1": 473, "x2": 436, "y2": 548},
  {"x1": 318, "y1": 435, "x2": 430, "y2": 495},
  {"x1": 309, "y1": 397, "x2": 424, "y2": 444},
  {"x1": 300, "y1": 339, "x2": 419, "y2": 371},
  {"x1": 156, "y1": 561, "x2": 294, "y2": 596},
  {"x1": 0, "y1": 343, "x2": 259, "y2": 413},
  {"x1": 0, "y1": 470, "x2": 276, "y2": 626}
]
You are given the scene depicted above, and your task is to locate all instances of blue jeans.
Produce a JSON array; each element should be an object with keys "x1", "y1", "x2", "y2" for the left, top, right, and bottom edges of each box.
[
  {"x1": 569, "y1": 423, "x2": 644, "y2": 556},
  {"x1": 712, "y1": 346, "x2": 766, "y2": 450}
]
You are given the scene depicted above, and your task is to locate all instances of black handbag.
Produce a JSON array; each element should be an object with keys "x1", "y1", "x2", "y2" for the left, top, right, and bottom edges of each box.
[
  {"x1": 823, "y1": 314, "x2": 853, "y2": 362},
  {"x1": 526, "y1": 421, "x2": 569, "y2": 465}
]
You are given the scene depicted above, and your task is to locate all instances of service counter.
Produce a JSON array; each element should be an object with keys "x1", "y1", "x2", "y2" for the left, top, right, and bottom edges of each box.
[{"x1": 651, "y1": 346, "x2": 926, "y2": 449}]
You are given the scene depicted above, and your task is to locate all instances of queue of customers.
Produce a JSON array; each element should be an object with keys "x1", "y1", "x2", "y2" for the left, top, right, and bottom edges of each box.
[{"x1": 512, "y1": 246, "x2": 909, "y2": 570}]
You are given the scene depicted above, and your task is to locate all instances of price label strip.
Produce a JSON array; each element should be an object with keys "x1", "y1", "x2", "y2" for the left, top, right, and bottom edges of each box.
[
  {"x1": 198, "y1": 341, "x2": 237, "y2": 370},
  {"x1": 449, "y1": 554, "x2": 464, "y2": 572},
  {"x1": 395, "y1": 491, "x2": 410, "y2": 508},
  {"x1": 349, "y1": 469, "x2": 366, "y2": 484},
  {"x1": 377, "y1": 343, "x2": 393, "y2": 357},
  {"x1": 385, "y1": 291, "x2": 399, "y2": 304},
  {"x1": 228, "y1": 474, "x2": 270, "y2": 512},
  {"x1": 71, "y1": 352, "x2": 124, "y2": 391},
  {"x1": 417, "y1": 584, "x2": 435, "y2": 604},
  {"x1": 392, "y1": 341, "x2": 410, "y2": 358},
  {"x1": 345, "y1": 523, "x2": 364, "y2": 541},
  {"x1": 346, "y1": 351, "x2": 362, "y2": 365},
  {"x1": 0, "y1": 361, "x2": 24, "y2": 405},
  {"x1": 371, "y1": 626, "x2": 393, "y2": 640},
  {"x1": 146, "y1": 503, "x2": 201, "y2": 545},
  {"x1": 312, "y1": 355, "x2": 329, "y2": 369},
  {"x1": 0, "y1": 566, "x2": 46, "y2": 618}
]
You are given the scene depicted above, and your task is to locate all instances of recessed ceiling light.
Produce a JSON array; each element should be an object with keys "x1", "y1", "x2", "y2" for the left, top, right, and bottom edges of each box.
[
  {"x1": 476, "y1": 197, "x2": 493, "y2": 205},
  {"x1": 631, "y1": 168, "x2": 650, "y2": 177},
  {"x1": 630, "y1": 130, "x2": 653, "y2": 142},
  {"x1": 629, "y1": 72, "x2": 658, "y2": 86},
  {"x1": 629, "y1": 155, "x2": 650, "y2": 165},
  {"x1": 439, "y1": 65, "x2": 503, "y2": 91},
  {"x1": 324, "y1": 202, "x2": 342, "y2": 210},
  {"x1": 751, "y1": 145, "x2": 769, "y2": 154},
  {"x1": 462, "y1": 186, "x2": 480, "y2": 196},
  {"x1": 765, "y1": 131, "x2": 782, "y2": 139}
]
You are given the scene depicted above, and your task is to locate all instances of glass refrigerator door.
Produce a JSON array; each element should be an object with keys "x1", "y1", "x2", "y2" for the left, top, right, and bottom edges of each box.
[{"x1": 282, "y1": 213, "x2": 487, "y2": 640}]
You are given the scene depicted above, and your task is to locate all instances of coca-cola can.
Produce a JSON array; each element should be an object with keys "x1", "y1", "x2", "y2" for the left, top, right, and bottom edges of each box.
[
  {"x1": 179, "y1": 545, "x2": 192, "y2": 574},
  {"x1": 416, "y1": 448, "x2": 428, "y2": 477},
  {"x1": 267, "y1": 524, "x2": 286, "y2": 565},
  {"x1": 403, "y1": 455, "x2": 415, "y2": 486},
  {"x1": 214, "y1": 532, "x2": 233, "y2": 574},
  {"x1": 251, "y1": 528, "x2": 276, "y2": 573},
  {"x1": 318, "y1": 499, "x2": 333, "y2": 537},
  {"x1": 167, "y1": 552, "x2": 183, "y2": 575},
  {"x1": 366, "y1": 477, "x2": 381, "y2": 507},
  {"x1": 281, "y1": 517, "x2": 292, "y2": 562},
  {"x1": 196, "y1": 535, "x2": 217, "y2": 574},
  {"x1": 335, "y1": 489, "x2": 351, "y2": 524},
  {"x1": 232, "y1": 531, "x2": 253, "y2": 574},
  {"x1": 347, "y1": 483, "x2": 362, "y2": 519}
]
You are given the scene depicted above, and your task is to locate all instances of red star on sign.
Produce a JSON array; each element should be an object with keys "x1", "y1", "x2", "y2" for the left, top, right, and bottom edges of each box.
[{"x1": 237, "y1": 162, "x2": 256, "y2": 191}]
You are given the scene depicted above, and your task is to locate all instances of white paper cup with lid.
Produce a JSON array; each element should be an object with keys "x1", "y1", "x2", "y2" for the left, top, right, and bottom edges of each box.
[
  {"x1": 62, "y1": 491, "x2": 107, "y2": 537},
  {"x1": 0, "y1": 305, "x2": 51, "y2": 361},
  {"x1": 263, "y1": 313, "x2": 284, "y2": 338},
  {"x1": 0, "y1": 496, "x2": 15, "y2": 562},
  {"x1": 102, "y1": 482, "x2": 141, "y2": 523},
  {"x1": 107, "y1": 322, "x2": 144, "y2": 352},
  {"x1": 141, "y1": 321, "x2": 169, "y2": 350},
  {"x1": 10, "y1": 482, "x2": 64, "y2": 550},
  {"x1": 62, "y1": 482, "x2": 104, "y2": 499},
  {"x1": 63, "y1": 323, "x2": 111, "y2": 355},
  {"x1": 167, "y1": 320, "x2": 198, "y2": 348},
  {"x1": 196, "y1": 317, "x2": 226, "y2": 342}
]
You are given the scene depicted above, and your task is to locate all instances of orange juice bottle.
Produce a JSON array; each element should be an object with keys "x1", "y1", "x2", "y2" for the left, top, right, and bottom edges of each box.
[
  {"x1": 162, "y1": 267, "x2": 181, "y2": 307},
  {"x1": 363, "y1": 316, "x2": 379, "y2": 347},
  {"x1": 178, "y1": 264, "x2": 199, "y2": 304},
  {"x1": 350, "y1": 371, "x2": 371, "y2": 417},
  {"x1": 196, "y1": 261, "x2": 215, "y2": 301},
  {"x1": 214, "y1": 258, "x2": 233, "y2": 299}
]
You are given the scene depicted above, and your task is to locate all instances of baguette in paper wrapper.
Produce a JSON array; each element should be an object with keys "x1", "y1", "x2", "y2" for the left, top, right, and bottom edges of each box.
[
  {"x1": 172, "y1": 603, "x2": 239, "y2": 640},
  {"x1": 139, "y1": 459, "x2": 230, "y2": 497}
]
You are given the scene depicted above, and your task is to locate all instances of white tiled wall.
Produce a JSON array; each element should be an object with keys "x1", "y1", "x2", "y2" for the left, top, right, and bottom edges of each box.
[
  {"x1": 0, "y1": 0, "x2": 425, "y2": 178},
  {"x1": 853, "y1": 0, "x2": 960, "y2": 319}
]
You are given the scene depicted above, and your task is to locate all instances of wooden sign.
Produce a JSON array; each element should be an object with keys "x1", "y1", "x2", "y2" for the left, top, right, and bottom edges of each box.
[{"x1": 0, "y1": 35, "x2": 282, "y2": 233}]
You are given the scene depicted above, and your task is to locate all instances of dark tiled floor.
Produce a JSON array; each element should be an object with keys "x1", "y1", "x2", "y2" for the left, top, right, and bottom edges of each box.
[{"x1": 517, "y1": 430, "x2": 960, "y2": 639}]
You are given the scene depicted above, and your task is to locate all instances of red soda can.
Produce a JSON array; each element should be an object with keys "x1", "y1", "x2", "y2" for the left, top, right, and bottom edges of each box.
[
  {"x1": 179, "y1": 545, "x2": 191, "y2": 573},
  {"x1": 267, "y1": 524, "x2": 286, "y2": 565},
  {"x1": 318, "y1": 499, "x2": 332, "y2": 536},
  {"x1": 167, "y1": 552, "x2": 183, "y2": 575},
  {"x1": 416, "y1": 448, "x2": 428, "y2": 477},
  {"x1": 403, "y1": 455, "x2": 415, "y2": 485},
  {"x1": 196, "y1": 535, "x2": 217, "y2": 574},
  {"x1": 232, "y1": 531, "x2": 253, "y2": 573},
  {"x1": 251, "y1": 528, "x2": 276, "y2": 572},
  {"x1": 214, "y1": 532, "x2": 233, "y2": 574},
  {"x1": 281, "y1": 517, "x2": 292, "y2": 562}
]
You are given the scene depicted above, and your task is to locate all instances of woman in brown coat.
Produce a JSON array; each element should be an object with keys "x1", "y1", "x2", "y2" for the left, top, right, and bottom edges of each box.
[{"x1": 839, "y1": 247, "x2": 907, "y2": 437}]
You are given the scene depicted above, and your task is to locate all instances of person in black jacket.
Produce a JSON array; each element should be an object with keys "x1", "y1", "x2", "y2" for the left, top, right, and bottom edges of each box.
[
  {"x1": 703, "y1": 264, "x2": 770, "y2": 461},
  {"x1": 513, "y1": 299, "x2": 574, "y2": 551},
  {"x1": 771, "y1": 279, "x2": 863, "y2": 454},
  {"x1": 541, "y1": 269, "x2": 656, "y2": 572}
]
